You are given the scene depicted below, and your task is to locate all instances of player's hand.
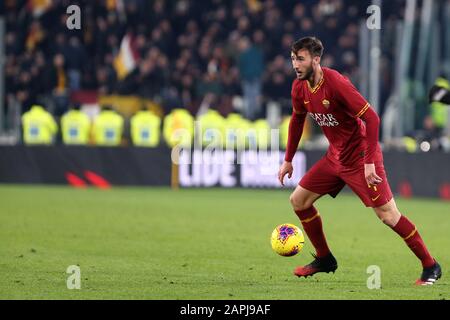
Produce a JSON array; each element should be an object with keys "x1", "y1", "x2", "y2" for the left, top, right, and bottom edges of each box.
[
  {"x1": 278, "y1": 161, "x2": 293, "y2": 186},
  {"x1": 364, "y1": 163, "x2": 383, "y2": 185}
]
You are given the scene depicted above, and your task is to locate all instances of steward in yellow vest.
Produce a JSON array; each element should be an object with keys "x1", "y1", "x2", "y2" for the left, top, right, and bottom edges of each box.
[
  {"x1": 22, "y1": 104, "x2": 58, "y2": 145},
  {"x1": 197, "y1": 109, "x2": 225, "y2": 147},
  {"x1": 163, "y1": 108, "x2": 194, "y2": 148},
  {"x1": 429, "y1": 77, "x2": 450, "y2": 130},
  {"x1": 92, "y1": 106, "x2": 124, "y2": 146},
  {"x1": 248, "y1": 118, "x2": 271, "y2": 149},
  {"x1": 130, "y1": 109, "x2": 161, "y2": 147},
  {"x1": 61, "y1": 105, "x2": 91, "y2": 145},
  {"x1": 224, "y1": 113, "x2": 250, "y2": 149}
]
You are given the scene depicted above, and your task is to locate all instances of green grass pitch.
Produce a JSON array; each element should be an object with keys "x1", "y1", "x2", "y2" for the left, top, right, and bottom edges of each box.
[{"x1": 0, "y1": 185, "x2": 448, "y2": 300}]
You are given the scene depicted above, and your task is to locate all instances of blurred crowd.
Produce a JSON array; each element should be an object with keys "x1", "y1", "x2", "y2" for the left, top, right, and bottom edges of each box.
[
  {"x1": 4, "y1": 0, "x2": 408, "y2": 121},
  {"x1": 6, "y1": 0, "x2": 449, "y2": 152}
]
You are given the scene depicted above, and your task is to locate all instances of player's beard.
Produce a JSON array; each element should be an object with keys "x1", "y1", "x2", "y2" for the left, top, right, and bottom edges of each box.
[{"x1": 297, "y1": 63, "x2": 314, "y2": 81}]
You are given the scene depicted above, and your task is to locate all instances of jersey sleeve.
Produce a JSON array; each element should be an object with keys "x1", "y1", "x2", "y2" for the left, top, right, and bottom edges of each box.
[
  {"x1": 333, "y1": 73, "x2": 370, "y2": 118},
  {"x1": 284, "y1": 111, "x2": 306, "y2": 162},
  {"x1": 332, "y1": 71, "x2": 381, "y2": 163},
  {"x1": 284, "y1": 80, "x2": 307, "y2": 162},
  {"x1": 291, "y1": 80, "x2": 307, "y2": 115}
]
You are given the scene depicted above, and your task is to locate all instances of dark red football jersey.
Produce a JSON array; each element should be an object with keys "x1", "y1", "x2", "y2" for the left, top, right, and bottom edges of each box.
[{"x1": 291, "y1": 67, "x2": 379, "y2": 165}]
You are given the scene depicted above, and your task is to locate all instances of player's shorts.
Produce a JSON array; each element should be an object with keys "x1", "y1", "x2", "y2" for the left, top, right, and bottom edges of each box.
[{"x1": 299, "y1": 155, "x2": 393, "y2": 208}]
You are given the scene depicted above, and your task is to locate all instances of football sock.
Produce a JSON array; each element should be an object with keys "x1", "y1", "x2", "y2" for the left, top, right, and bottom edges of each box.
[
  {"x1": 392, "y1": 215, "x2": 435, "y2": 268},
  {"x1": 295, "y1": 206, "x2": 331, "y2": 258}
]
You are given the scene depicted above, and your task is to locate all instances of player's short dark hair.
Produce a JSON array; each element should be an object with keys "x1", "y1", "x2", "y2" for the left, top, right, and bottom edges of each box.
[{"x1": 291, "y1": 37, "x2": 324, "y2": 58}]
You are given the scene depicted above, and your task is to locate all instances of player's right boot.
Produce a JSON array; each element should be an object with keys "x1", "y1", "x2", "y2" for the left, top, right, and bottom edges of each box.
[
  {"x1": 415, "y1": 261, "x2": 442, "y2": 286},
  {"x1": 294, "y1": 253, "x2": 338, "y2": 278}
]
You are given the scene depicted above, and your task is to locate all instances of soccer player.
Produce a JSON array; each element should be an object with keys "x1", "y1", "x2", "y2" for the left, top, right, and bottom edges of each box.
[{"x1": 278, "y1": 37, "x2": 442, "y2": 285}]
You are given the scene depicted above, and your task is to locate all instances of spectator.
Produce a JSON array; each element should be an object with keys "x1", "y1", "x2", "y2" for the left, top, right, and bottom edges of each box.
[
  {"x1": 64, "y1": 37, "x2": 88, "y2": 91},
  {"x1": 4, "y1": 0, "x2": 400, "y2": 126},
  {"x1": 43, "y1": 53, "x2": 69, "y2": 117},
  {"x1": 237, "y1": 37, "x2": 264, "y2": 120}
]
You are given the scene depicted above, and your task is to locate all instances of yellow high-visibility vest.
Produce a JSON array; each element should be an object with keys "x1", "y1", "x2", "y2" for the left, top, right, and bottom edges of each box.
[
  {"x1": 224, "y1": 113, "x2": 250, "y2": 149},
  {"x1": 248, "y1": 119, "x2": 271, "y2": 149},
  {"x1": 22, "y1": 105, "x2": 58, "y2": 145},
  {"x1": 163, "y1": 109, "x2": 194, "y2": 148},
  {"x1": 130, "y1": 110, "x2": 161, "y2": 147},
  {"x1": 431, "y1": 77, "x2": 450, "y2": 128},
  {"x1": 92, "y1": 110, "x2": 124, "y2": 146},
  {"x1": 197, "y1": 110, "x2": 226, "y2": 147},
  {"x1": 61, "y1": 109, "x2": 91, "y2": 145}
]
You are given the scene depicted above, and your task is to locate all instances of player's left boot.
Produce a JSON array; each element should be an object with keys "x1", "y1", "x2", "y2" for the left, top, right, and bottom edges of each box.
[
  {"x1": 415, "y1": 261, "x2": 442, "y2": 286},
  {"x1": 294, "y1": 253, "x2": 338, "y2": 278}
]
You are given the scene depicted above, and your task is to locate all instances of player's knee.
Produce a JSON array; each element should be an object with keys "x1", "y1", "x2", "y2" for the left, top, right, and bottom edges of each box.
[
  {"x1": 377, "y1": 210, "x2": 401, "y2": 227},
  {"x1": 374, "y1": 199, "x2": 401, "y2": 227},
  {"x1": 289, "y1": 193, "x2": 309, "y2": 211},
  {"x1": 289, "y1": 193, "x2": 297, "y2": 208},
  {"x1": 380, "y1": 215, "x2": 396, "y2": 227}
]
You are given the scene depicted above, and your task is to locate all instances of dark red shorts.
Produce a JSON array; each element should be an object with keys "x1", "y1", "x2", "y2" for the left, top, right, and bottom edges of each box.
[{"x1": 299, "y1": 156, "x2": 393, "y2": 208}]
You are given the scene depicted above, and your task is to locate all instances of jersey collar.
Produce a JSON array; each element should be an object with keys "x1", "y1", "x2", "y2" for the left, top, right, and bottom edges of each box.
[{"x1": 307, "y1": 76, "x2": 325, "y2": 94}]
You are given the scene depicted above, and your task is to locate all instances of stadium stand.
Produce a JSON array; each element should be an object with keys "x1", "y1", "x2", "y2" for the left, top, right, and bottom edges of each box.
[{"x1": 2, "y1": 0, "x2": 448, "y2": 150}]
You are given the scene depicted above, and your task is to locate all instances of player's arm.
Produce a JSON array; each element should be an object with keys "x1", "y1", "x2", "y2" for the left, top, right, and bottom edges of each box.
[
  {"x1": 284, "y1": 110, "x2": 306, "y2": 162},
  {"x1": 279, "y1": 87, "x2": 307, "y2": 186},
  {"x1": 360, "y1": 108, "x2": 383, "y2": 185},
  {"x1": 334, "y1": 74, "x2": 379, "y2": 163},
  {"x1": 334, "y1": 74, "x2": 382, "y2": 185},
  {"x1": 278, "y1": 111, "x2": 306, "y2": 186},
  {"x1": 358, "y1": 107, "x2": 380, "y2": 163}
]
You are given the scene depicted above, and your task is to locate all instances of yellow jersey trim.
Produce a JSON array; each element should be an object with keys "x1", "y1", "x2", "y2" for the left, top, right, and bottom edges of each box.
[
  {"x1": 355, "y1": 102, "x2": 370, "y2": 118},
  {"x1": 307, "y1": 77, "x2": 325, "y2": 94}
]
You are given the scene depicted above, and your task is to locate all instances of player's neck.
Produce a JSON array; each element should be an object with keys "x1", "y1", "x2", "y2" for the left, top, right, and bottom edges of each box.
[{"x1": 307, "y1": 66, "x2": 323, "y2": 88}]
